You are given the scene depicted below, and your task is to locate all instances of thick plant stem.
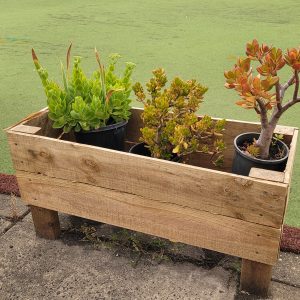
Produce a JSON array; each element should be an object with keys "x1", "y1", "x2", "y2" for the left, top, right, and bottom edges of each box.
[{"x1": 256, "y1": 124, "x2": 276, "y2": 159}]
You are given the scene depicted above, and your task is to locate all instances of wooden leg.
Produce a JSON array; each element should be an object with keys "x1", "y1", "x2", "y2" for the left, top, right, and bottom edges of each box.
[
  {"x1": 30, "y1": 205, "x2": 60, "y2": 239},
  {"x1": 240, "y1": 259, "x2": 272, "y2": 297}
]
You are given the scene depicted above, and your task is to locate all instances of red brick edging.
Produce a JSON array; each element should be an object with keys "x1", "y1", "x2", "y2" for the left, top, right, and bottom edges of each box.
[{"x1": 0, "y1": 173, "x2": 20, "y2": 197}]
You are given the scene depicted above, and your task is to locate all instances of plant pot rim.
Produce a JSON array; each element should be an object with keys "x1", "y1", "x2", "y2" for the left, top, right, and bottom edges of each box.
[
  {"x1": 234, "y1": 132, "x2": 289, "y2": 164},
  {"x1": 77, "y1": 120, "x2": 128, "y2": 134},
  {"x1": 129, "y1": 142, "x2": 150, "y2": 153}
]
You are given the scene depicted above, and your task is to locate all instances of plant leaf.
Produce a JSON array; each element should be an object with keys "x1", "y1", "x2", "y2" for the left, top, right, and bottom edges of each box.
[{"x1": 66, "y1": 42, "x2": 72, "y2": 76}]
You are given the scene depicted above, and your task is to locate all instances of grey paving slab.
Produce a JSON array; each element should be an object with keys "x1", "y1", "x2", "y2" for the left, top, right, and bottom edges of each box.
[
  {"x1": 0, "y1": 194, "x2": 28, "y2": 219},
  {"x1": 236, "y1": 280, "x2": 300, "y2": 300},
  {"x1": 1, "y1": 211, "x2": 300, "y2": 299},
  {"x1": 271, "y1": 281, "x2": 300, "y2": 299},
  {"x1": 237, "y1": 281, "x2": 300, "y2": 300},
  {"x1": 0, "y1": 214, "x2": 237, "y2": 300},
  {"x1": 0, "y1": 217, "x2": 12, "y2": 234},
  {"x1": 272, "y1": 252, "x2": 300, "y2": 287}
]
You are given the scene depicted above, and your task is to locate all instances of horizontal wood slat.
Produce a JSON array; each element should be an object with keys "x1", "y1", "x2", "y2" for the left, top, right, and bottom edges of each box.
[
  {"x1": 7, "y1": 132, "x2": 288, "y2": 228},
  {"x1": 284, "y1": 129, "x2": 299, "y2": 184},
  {"x1": 18, "y1": 107, "x2": 295, "y2": 174},
  {"x1": 24, "y1": 110, "x2": 62, "y2": 138},
  {"x1": 282, "y1": 129, "x2": 299, "y2": 221},
  {"x1": 10, "y1": 124, "x2": 41, "y2": 135},
  {"x1": 16, "y1": 171, "x2": 281, "y2": 265},
  {"x1": 249, "y1": 168, "x2": 285, "y2": 183}
]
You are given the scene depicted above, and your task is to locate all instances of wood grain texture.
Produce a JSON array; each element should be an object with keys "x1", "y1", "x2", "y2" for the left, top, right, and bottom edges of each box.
[
  {"x1": 17, "y1": 171, "x2": 281, "y2": 265},
  {"x1": 249, "y1": 168, "x2": 285, "y2": 183},
  {"x1": 30, "y1": 205, "x2": 60, "y2": 239},
  {"x1": 125, "y1": 107, "x2": 143, "y2": 142},
  {"x1": 20, "y1": 107, "x2": 295, "y2": 174},
  {"x1": 10, "y1": 124, "x2": 41, "y2": 135},
  {"x1": 240, "y1": 259, "x2": 272, "y2": 297},
  {"x1": 4, "y1": 107, "x2": 48, "y2": 131},
  {"x1": 7, "y1": 131, "x2": 288, "y2": 228},
  {"x1": 24, "y1": 109, "x2": 62, "y2": 138},
  {"x1": 282, "y1": 129, "x2": 299, "y2": 223},
  {"x1": 284, "y1": 128, "x2": 299, "y2": 184}
]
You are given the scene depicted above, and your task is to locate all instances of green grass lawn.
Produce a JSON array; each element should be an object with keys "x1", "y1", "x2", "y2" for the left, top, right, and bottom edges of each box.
[{"x1": 0, "y1": 0, "x2": 299, "y2": 226}]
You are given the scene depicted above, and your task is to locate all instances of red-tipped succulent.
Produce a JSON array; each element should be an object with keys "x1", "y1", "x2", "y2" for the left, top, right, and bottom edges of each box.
[
  {"x1": 225, "y1": 39, "x2": 300, "y2": 159},
  {"x1": 284, "y1": 48, "x2": 300, "y2": 70}
]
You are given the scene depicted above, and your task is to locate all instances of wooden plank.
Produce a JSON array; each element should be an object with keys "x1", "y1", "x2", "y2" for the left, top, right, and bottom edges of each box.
[
  {"x1": 4, "y1": 107, "x2": 48, "y2": 131},
  {"x1": 13, "y1": 106, "x2": 295, "y2": 171},
  {"x1": 16, "y1": 171, "x2": 281, "y2": 265},
  {"x1": 282, "y1": 129, "x2": 299, "y2": 225},
  {"x1": 284, "y1": 128, "x2": 299, "y2": 184},
  {"x1": 125, "y1": 107, "x2": 143, "y2": 142},
  {"x1": 274, "y1": 125, "x2": 296, "y2": 137},
  {"x1": 10, "y1": 124, "x2": 41, "y2": 135},
  {"x1": 240, "y1": 259, "x2": 272, "y2": 297},
  {"x1": 30, "y1": 205, "x2": 60, "y2": 239},
  {"x1": 23, "y1": 108, "x2": 62, "y2": 138},
  {"x1": 7, "y1": 131, "x2": 288, "y2": 228},
  {"x1": 37, "y1": 106, "x2": 287, "y2": 174},
  {"x1": 249, "y1": 168, "x2": 285, "y2": 183}
]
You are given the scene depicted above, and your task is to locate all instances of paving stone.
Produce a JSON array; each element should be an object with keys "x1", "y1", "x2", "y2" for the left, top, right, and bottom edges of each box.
[
  {"x1": 235, "y1": 280, "x2": 300, "y2": 300},
  {"x1": 0, "y1": 214, "x2": 237, "y2": 300},
  {"x1": 58, "y1": 214, "x2": 229, "y2": 268},
  {"x1": 1, "y1": 211, "x2": 299, "y2": 299},
  {"x1": 0, "y1": 194, "x2": 28, "y2": 219},
  {"x1": 0, "y1": 217, "x2": 12, "y2": 234},
  {"x1": 271, "y1": 281, "x2": 300, "y2": 299},
  {"x1": 272, "y1": 252, "x2": 300, "y2": 287}
]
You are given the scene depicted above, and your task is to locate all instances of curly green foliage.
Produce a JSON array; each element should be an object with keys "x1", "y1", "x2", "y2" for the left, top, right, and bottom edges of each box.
[
  {"x1": 32, "y1": 46, "x2": 135, "y2": 133},
  {"x1": 133, "y1": 68, "x2": 226, "y2": 163}
]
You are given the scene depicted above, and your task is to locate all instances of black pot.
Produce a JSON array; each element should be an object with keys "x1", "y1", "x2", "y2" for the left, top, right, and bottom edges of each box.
[
  {"x1": 74, "y1": 120, "x2": 128, "y2": 151},
  {"x1": 232, "y1": 132, "x2": 289, "y2": 176},
  {"x1": 129, "y1": 142, "x2": 181, "y2": 162}
]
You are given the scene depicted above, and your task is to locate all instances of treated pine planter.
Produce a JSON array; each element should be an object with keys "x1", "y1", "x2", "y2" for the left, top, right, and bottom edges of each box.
[{"x1": 6, "y1": 107, "x2": 298, "y2": 297}]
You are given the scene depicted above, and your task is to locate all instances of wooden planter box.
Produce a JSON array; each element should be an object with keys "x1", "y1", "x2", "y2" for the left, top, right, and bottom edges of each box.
[{"x1": 6, "y1": 107, "x2": 298, "y2": 296}]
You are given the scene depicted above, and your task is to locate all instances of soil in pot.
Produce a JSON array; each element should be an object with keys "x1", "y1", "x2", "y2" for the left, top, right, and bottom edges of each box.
[
  {"x1": 129, "y1": 142, "x2": 181, "y2": 162},
  {"x1": 232, "y1": 132, "x2": 289, "y2": 176},
  {"x1": 74, "y1": 119, "x2": 128, "y2": 151}
]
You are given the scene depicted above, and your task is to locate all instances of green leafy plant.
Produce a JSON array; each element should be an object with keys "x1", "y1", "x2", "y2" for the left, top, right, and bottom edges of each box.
[
  {"x1": 225, "y1": 39, "x2": 300, "y2": 159},
  {"x1": 133, "y1": 68, "x2": 226, "y2": 165},
  {"x1": 246, "y1": 143, "x2": 260, "y2": 157},
  {"x1": 32, "y1": 44, "x2": 135, "y2": 133}
]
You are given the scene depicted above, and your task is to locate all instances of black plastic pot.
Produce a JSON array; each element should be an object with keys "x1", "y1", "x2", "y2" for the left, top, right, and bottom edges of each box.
[
  {"x1": 129, "y1": 142, "x2": 181, "y2": 162},
  {"x1": 74, "y1": 120, "x2": 128, "y2": 151},
  {"x1": 232, "y1": 132, "x2": 289, "y2": 176}
]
